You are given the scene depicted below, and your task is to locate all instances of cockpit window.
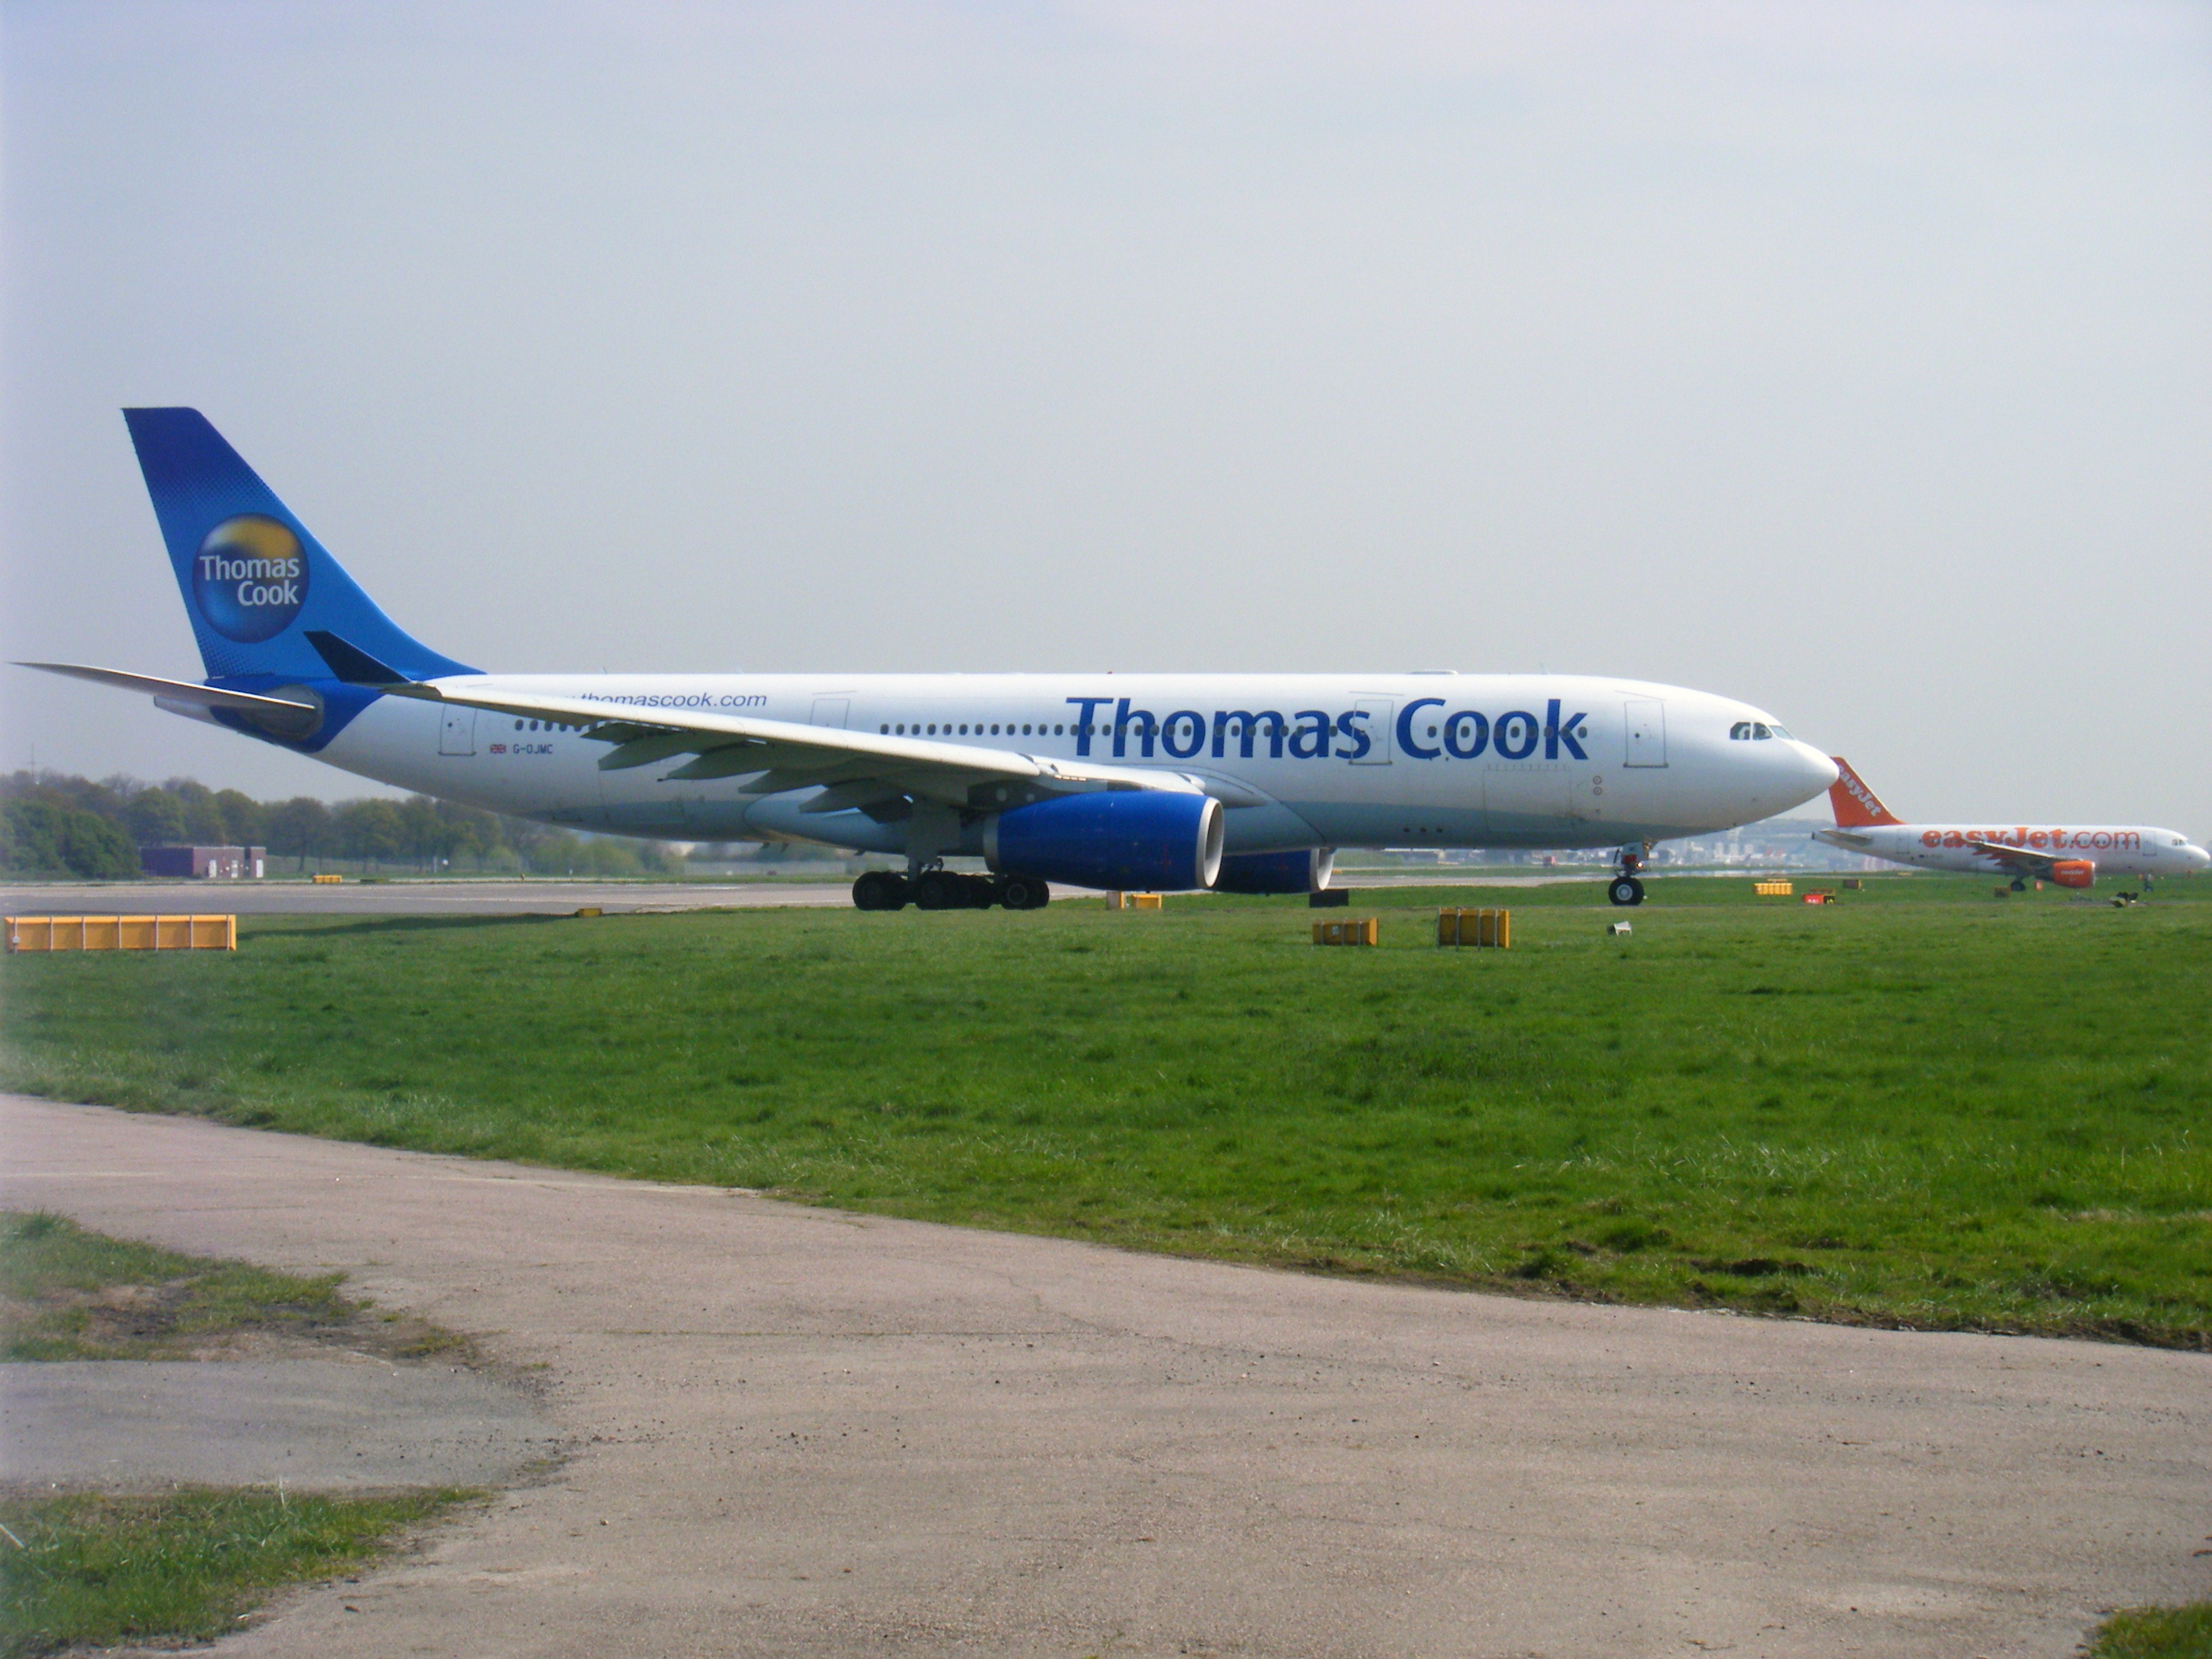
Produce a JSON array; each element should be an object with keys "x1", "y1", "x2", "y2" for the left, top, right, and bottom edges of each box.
[
  {"x1": 1752, "y1": 722, "x2": 1772, "y2": 739},
  {"x1": 1768, "y1": 724, "x2": 1793, "y2": 740},
  {"x1": 1729, "y1": 722, "x2": 1750, "y2": 740}
]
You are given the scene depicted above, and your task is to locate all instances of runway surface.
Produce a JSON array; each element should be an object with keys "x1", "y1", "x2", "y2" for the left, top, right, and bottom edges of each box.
[
  {"x1": 5, "y1": 1095, "x2": 2206, "y2": 1658},
  {"x1": 0, "y1": 871, "x2": 1586, "y2": 920}
]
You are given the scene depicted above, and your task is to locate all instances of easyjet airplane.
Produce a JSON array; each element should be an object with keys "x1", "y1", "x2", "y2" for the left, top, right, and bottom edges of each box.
[
  {"x1": 1815, "y1": 758, "x2": 2209, "y2": 889},
  {"x1": 25, "y1": 409, "x2": 1841, "y2": 909}
]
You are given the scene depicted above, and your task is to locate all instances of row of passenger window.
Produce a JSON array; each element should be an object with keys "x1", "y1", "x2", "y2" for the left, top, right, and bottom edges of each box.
[{"x1": 880, "y1": 720, "x2": 1091, "y2": 739}]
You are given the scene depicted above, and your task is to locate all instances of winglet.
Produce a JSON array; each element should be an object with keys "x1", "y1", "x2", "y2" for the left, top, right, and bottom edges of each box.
[{"x1": 1828, "y1": 758, "x2": 1902, "y2": 828}]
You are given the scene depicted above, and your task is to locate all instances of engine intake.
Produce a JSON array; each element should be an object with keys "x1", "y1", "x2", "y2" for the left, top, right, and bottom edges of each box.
[{"x1": 984, "y1": 790, "x2": 1224, "y2": 892}]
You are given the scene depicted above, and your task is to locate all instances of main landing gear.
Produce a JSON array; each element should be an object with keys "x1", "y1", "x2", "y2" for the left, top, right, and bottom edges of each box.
[
  {"x1": 1607, "y1": 845, "x2": 1647, "y2": 907},
  {"x1": 851, "y1": 870, "x2": 1050, "y2": 912}
]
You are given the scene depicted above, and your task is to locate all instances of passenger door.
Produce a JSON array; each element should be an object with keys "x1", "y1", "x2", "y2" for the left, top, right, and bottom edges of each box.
[
  {"x1": 810, "y1": 697, "x2": 851, "y2": 731},
  {"x1": 1624, "y1": 699, "x2": 1666, "y2": 768},
  {"x1": 438, "y1": 705, "x2": 476, "y2": 756},
  {"x1": 1350, "y1": 697, "x2": 1393, "y2": 764}
]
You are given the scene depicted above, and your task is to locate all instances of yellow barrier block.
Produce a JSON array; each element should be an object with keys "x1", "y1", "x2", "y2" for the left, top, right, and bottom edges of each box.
[
  {"x1": 1106, "y1": 892, "x2": 1163, "y2": 911},
  {"x1": 1437, "y1": 907, "x2": 1511, "y2": 948},
  {"x1": 4, "y1": 915, "x2": 234, "y2": 952},
  {"x1": 312, "y1": 873, "x2": 344, "y2": 884},
  {"x1": 1312, "y1": 917, "x2": 1378, "y2": 947},
  {"x1": 1753, "y1": 880, "x2": 1795, "y2": 897}
]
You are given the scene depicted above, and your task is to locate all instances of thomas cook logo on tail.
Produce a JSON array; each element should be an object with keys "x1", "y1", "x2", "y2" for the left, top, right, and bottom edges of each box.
[{"x1": 192, "y1": 515, "x2": 307, "y2": 642}]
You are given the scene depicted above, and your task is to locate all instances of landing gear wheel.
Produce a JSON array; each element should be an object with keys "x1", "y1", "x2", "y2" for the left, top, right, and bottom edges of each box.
[
  {"x1": 1607, "y1": 876, "x2": 1645, "y2": 907},
  {"x1": 2009, "y1": 878, "x2": 2027, "y2": 893},
  {"x1": 913, "y1": 871, "x2": 958, "y2": 911},
  {"x1": 1000, "y1": 876, "x2": 1050, "y2": 911},
  {"x1": 852, "y1": 871, "x2": 908, "y2": 911}
]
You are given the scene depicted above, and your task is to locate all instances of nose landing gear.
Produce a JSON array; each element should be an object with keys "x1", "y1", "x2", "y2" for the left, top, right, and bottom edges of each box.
[{"x1": 1607, "y1": 845, "x2": 1649, "y2": 907}]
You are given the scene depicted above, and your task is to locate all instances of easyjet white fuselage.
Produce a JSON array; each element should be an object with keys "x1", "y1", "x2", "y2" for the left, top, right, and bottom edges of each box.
[{"x1": 1817, "y1": 821, "x2": 2209, "y2": 880}]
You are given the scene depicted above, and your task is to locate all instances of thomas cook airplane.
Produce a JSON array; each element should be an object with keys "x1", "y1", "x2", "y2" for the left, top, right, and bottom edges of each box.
[
  {"x1": 1816, "y1": 758, "x2": 2209, "y2": 890},
  {"x1": 24, "y1": 409, "x2": 1839, "y2": 909}
]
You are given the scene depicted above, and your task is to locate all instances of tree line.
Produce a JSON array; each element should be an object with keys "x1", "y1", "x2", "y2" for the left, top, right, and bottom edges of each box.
[{"x1": 1, "y1": 770, "x2": 688, "y2": 878}]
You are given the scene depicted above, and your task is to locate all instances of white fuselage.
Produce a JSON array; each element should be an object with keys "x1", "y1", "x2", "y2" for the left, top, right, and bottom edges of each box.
[
  {"x1": 291, "y1": 672, "x2": 1837, "y2": 856},
  {"x1": 1817, "y1": 822, "x2": 2211, "y2": 879}
]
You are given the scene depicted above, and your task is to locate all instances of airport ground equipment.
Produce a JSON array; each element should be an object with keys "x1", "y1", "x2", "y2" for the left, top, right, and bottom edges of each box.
[
  {"x1": 1754, "y1": 880, "x2": 1795, "y2": 897},
  {"x1": 1437, "y1": 908, "x2": 1511, "y2": 948},
  {"x1": 6, "y1": 915, "x2": 236, "y2": 951},
  {"x1": 1313, "y1": 918, "x2": 1379, "y2": 947},
  {"x1": 1105, "y1": 892, "x2": 1163, "y2": 911}
]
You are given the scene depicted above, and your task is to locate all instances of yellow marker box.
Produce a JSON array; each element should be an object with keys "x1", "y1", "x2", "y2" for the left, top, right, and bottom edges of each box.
[
  {"x1": 6, "y1": 915, "x2": 236, "y2": 952},
  {"x1": 1437, "y1": 907, "x2": 1511, "y2": 948}
]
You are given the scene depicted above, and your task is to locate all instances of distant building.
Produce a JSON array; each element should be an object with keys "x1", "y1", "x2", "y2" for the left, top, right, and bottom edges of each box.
[{"x1": 138, "y1": 844, "x2": 266, "y2": 879}]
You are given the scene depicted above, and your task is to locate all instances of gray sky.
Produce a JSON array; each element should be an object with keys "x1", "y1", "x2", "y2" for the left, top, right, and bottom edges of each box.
[{"x1": 5, "y1": 1, "x2": 2208, "y2": 830}]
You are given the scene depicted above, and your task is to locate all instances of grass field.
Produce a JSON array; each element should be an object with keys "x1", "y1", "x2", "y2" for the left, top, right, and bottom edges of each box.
[
  {"x1": 0, "y1": 1488, "x2": 466, "y2": 1658},
  {"x1": 3, "y1": 874, "x2": 2208, "y2": 1345}
]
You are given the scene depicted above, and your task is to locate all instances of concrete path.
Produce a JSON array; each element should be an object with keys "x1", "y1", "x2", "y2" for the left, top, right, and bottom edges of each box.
[
  {"x1": 1, "y1": 1360, "x2": 552, "y2": 1490},
  {"x1": 3, "y1": 1096, "x2": 2207, "y2": 1659}
]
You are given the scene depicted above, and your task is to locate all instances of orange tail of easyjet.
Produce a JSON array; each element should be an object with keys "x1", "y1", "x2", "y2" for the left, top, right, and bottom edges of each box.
[{"x1": 1828, "y1": 758, "x2": 1903, "y2": 828}]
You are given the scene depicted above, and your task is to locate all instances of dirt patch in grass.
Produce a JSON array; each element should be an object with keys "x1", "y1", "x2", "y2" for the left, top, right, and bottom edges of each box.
[{"x1": 0, "y1": 1211, "x2": 466, "y2": 1364}]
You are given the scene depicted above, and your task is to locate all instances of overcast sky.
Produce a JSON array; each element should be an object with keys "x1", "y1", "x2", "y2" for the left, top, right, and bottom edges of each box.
[{"x1": 4, "y1": 1, "x2": 2207, "y2": 830}]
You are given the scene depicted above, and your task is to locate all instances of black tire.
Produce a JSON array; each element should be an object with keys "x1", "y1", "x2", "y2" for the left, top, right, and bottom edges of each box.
[
  {"x1": 914, "y1": 872, "x2": 956, "y2": 911},
  {"x1": 852, "y1": 871, "x2": 907, "y2": 911},
  {"x1": 1607, "y1": 876, "x2": 1645, "y2": 907},
  {"x1": 966, "y1": 876, "x2": 999, "y2": 909},
  {"x1": 1001, "y1": 876, "x2": 1048, "y2": 911},
  {"x1": 2009, "y1": 878, "x2": 2027, "y2": 893}
]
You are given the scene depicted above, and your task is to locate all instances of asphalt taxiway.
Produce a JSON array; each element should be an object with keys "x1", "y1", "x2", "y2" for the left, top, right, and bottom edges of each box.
[{"x1": 5, "y1": 1095, "x2": 2205, "y2": 1658}]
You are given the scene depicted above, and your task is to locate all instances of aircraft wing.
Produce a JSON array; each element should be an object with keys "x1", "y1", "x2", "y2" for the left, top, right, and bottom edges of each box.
[
  {"x1": 1964, "y1": 838, "x2": 2067, "y2": 876},
  {"x1": 385, "y1": 680, "x2": 1203, "y2": 814}
]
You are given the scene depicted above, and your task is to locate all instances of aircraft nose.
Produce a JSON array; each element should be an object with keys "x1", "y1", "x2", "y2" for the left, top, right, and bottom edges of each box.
[
  {"x1": 2192, "y1": 844, "x2": 2212, "y2": 872},
  {"x1": 1780, "y1": 741, "x2": 1838, "y2": 808}
]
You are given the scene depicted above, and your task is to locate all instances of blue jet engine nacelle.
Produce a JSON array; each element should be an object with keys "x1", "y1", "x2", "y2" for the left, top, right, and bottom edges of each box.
[{"x1": 984, "y1": 791, "x2": 1225, "y2": 892}]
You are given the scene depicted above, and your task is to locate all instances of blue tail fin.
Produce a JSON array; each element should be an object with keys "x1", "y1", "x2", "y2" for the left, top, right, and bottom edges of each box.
[{"x1": 123, "y1": 408, "x2": 476, "y2": 682}]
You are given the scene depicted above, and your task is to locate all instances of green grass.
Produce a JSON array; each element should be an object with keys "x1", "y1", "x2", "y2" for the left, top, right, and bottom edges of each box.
[
  {"x1": 2089, "y1": 1604, "x2": 2212, "y2": 1658},
  {"x1": 0, "y1": 1488, "x2": 468, "y2": 1658},
  {"x1": 3, "y1": 874, "x2": 2208, "y2": 1345}
]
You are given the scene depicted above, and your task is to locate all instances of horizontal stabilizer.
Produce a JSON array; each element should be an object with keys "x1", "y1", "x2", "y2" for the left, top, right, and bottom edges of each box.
[{"x1": 16, "y1": 660, "x2": 318, "y2": 715}]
